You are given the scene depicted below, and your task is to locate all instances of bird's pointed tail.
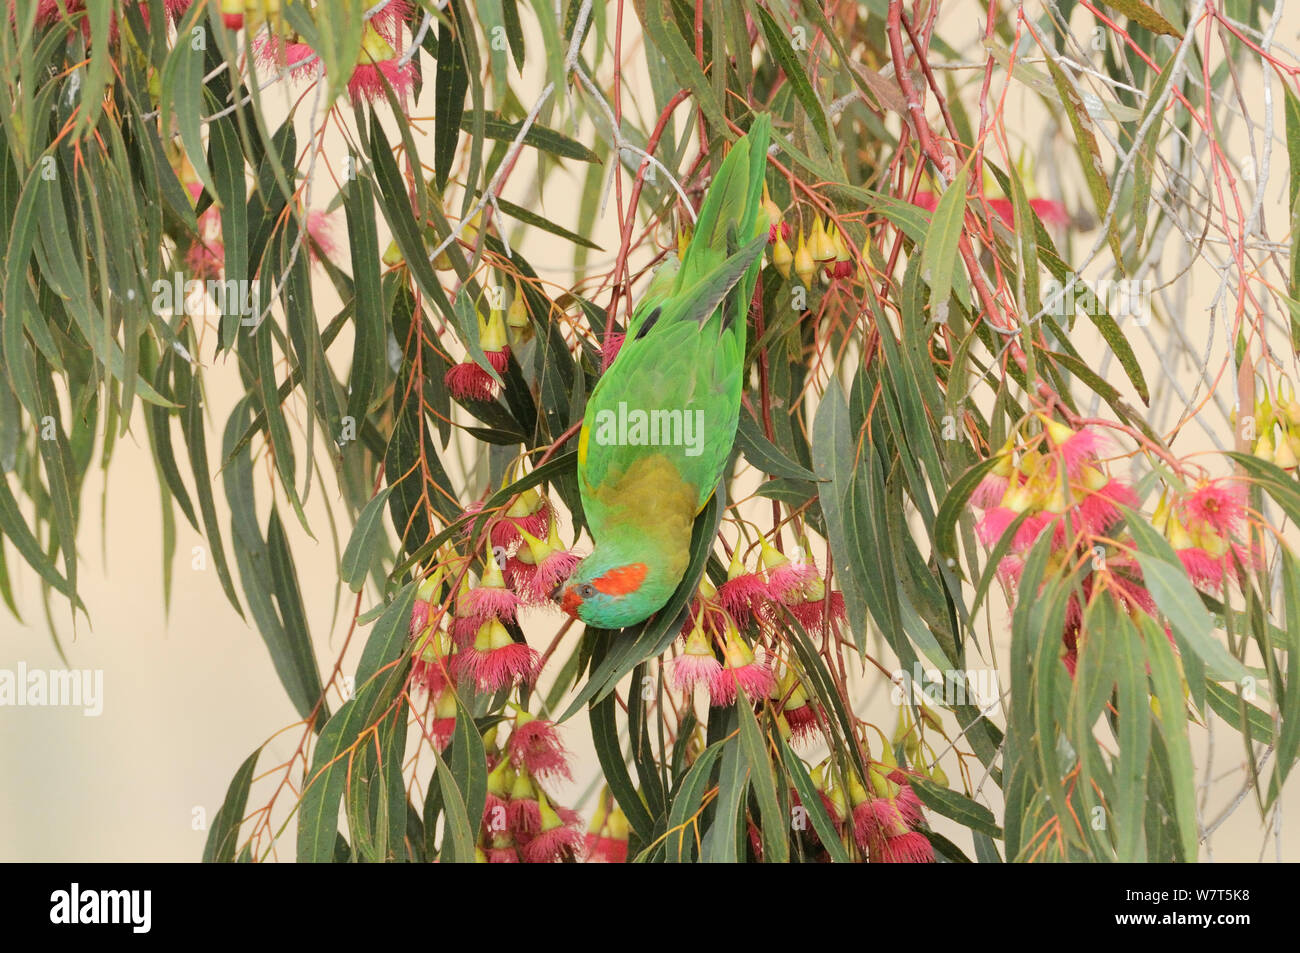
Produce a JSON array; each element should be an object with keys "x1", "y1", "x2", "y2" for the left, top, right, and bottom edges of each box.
[{"x1": 675, "y1": 114, "x2": 772, "y2": 313}]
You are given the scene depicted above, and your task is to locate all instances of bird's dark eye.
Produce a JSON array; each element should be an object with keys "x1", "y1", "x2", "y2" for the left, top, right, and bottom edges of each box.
[{"x1": 578, "y1": 584, "x2": 597, "y2": 599}]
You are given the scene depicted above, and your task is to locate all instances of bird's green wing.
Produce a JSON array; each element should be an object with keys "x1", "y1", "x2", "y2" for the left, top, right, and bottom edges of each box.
[
  {"x1": 578, "y1": 114, "x2": 772, "y2": 536},
  {"x1": 578, "y1": 234, "x2": 766, "y2": 526},
  {"x1": 622, "y1": 255, "x2": 679, "y2": 343}
]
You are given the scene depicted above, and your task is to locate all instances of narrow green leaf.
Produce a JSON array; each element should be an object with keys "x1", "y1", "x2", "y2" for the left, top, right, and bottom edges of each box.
[
  {"x1": 202, "y1": 746, "x2": 263, "y2": 863},
  {"x1": 736, "y1": 698, "x2": 788, "y2": 862},
  {"x1": 1127, "y1": 509, "x2": 1249, "y2": 682},
  {"x1": 910, "y1": 777, "x2": 1003, "y2": 838},
  {"x1": 340, "y1": 487, "x2": 393, "y2": 592}
]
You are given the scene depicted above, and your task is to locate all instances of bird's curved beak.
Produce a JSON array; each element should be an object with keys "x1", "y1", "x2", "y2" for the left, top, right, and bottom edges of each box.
[{"x1": 558, "y1": 585, "x2": 581, "y2": 618}]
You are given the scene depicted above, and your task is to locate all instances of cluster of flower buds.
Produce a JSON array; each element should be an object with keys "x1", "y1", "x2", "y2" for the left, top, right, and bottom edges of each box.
[
  {"x1": 382, "y1": 210, "x2": 485, "y2": 271},
  {"x1": 1247, "y1": 385, "x2": 1300, "y2": 469},
  {"x1": 477, "y1": 713, "x2": 586, "y2": 862},
  {"x1": 405, "y1": 541, "x2": 548, "y2": 708},
  {"x1": 461, "y1": 485, "x2": 580, "y2": 610},
  {"x1": 32, "y1": 0, "x2": 193, "y2": 42},
  {"x1": 973, "y1": 417, "x2": 1137, "y2": 559},
  {"x1": 705, "y1": 536, "x2": 846, "y2": 634},
  {"x1": 797, "y1": 747, "x2": 934, "y2": 863},
  {"x1": 772, "y1": 215, "x2": 854, "y2": 284},
  {"x1": 973, "y1": 418, "x2": 1146, "y2": 674},
  {"x1": 848, "y1": 759, "x2": 934, "y2": 863},
  {"x1": 1152, "y1": 480, "x2": 1252, "y2": 591},
  {"x1": 583, "y1": 789, "x2": 630, "y2": 863},
  {"x1": 670, "y1": 612, "x2": 776, "y2": 707},
  {"x1": 969, "y1": 417, "x2": 1203, "y2": 676},
  {"x1": 892, "y1": 705, "x2": 949, "y2": 787},
  {"x1": 231, "y1": 0, "x2": 414, "y2": 105},
  {"x1": 409, "y1": 568, "x2": 528, "y2": 711},
  {"x1": 667, "y1": 535, "x2": 844, "y2": 715}
]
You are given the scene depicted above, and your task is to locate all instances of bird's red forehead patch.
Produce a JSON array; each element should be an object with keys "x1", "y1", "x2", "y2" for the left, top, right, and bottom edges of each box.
[
  {"x1": 593, "y1": 563, "x2": 648, "y2": 595},
  {"x1": 560, "y1": 587, "x2": 582, "y2": 618}
]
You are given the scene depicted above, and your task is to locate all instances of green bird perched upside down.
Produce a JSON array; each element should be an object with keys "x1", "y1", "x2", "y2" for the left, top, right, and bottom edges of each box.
[{"x1": 558, "y1": 114, "x2": 772, "y2": 628}]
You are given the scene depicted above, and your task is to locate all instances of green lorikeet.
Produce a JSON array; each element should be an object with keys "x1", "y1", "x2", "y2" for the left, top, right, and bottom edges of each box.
[{"x1": 559, "y1": 114, "x2": 772, "y2": 627}]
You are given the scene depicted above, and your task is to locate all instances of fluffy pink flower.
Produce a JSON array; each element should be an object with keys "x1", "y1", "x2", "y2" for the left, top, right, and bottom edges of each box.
[
  {"x1": 972, "y1": 471, "x2": 1011, "y2": 510},
  {"x1": 1106, "y1": 562, "x2": 1158, "y2": 617},
  {"x1": 987, "y1": 197, "x2": 1014, "y2": 224},
  {"x1": 671, "y1": 625, "x2": 723, "y2": 694},
  {"x1": 508, "y1": 802, "x2": 540, "y2": 837},
  {"x1": 766, "y1": 560, "x2": 819, "y2": 604},
  {"x1": 976, "y1": 507, "x2": 1048, "y2": 551},
  {"x1": 996, "y1": 556, "x2": 1024, "y2": 590},
  {"x1": 520, "y1": 792, "x2": 584, "y2": 863},
  {"x1": 506, "y1": 716, "x2": 571, "y2": 782},
  {"x1": 369, "y1": 0, "x2": 412, "y2": 39},
  {"x1": 678, "y1": 582, "x2": 726, "y2": 639},
  {"x1": 886, "y1": 770, "x2": 925, "y2": 826},
  {"x1": 716, "y1": 572, "x2": 770, "y2": 625},
  {"x1": 420, "y1": 687, "x2": 459, "y2": 746},
  {"x1": 253, "y1": 33, "x2": 319, "y2": 81},
  {"x1": 584, "y1": 833, "x2": 628, "y2": 863},
  {"x1": 452, "y1": 619, "x2": 538, "y2": 692},
  {"x1": 509, "y1": 523, "x2": 579, "y2": 605},
  {"x1": 1181, "y1": 480, "x2": 1247, "y2": 536},
  {"x1": 1176, "y1": 547, "x2": 1226, "y2": 589},
  {"x1": 913, "y1": 190, "x2": 1067, "y2": 232},
  {"x1": 710, "y1": 629, "x2": 776, "y2": 707},
  {"x1": 489, "y1": 492, "x2": 550, "y2": 551},
  {"x1": 455, "y1": 557, "x2": 521, "y2": 626},
  {"x1": 347, "y1": 58, "x2": 416, "y2": 105},
  {"x1": 710, "y1": 661, "x2": 775, "y2": 707},
  {"x1": 853, "y1": 793, "x2": 932, "y2": 861},
  {"x1": 445, "y1": 350, "x2": 508, "y2": 401},
  {"x1": 521, "y1": 824, "x2": 583, "y2": 863},
  {"x1": 467, "y1": 642, "x2": 537, "y2": 692},
  {"x1": 788, "y1": 591, "x2": 846, "y2": 632},
  {"x1": 1043, "y1": 419, "x2": 1105, "y2": 476},
  {"x1": 601, "y1": 331, "x2": 625, "y2": 371},
  {"x1": 875, "y1": 830, "x2": 935, "y2": 863},
  {"x1": 783, "y1": 702, "x2": 820, "y2": 743},
  {"x1": 305, "y1": 211, "x2": 336, "y2": 264},
  {"x1": 1029, "y1": 197, "x2": 1070, "y2": 228},
  {"x1": 519, "y1": 549, "x2": 580, "y2": 605},
  {"x1": 851, "y1": 796, "x2": 902, "y2": 852},
  {"x1": 33, "y1": 0, "x2": 191, "y2": 39},
  {"x1": 410, "y1": 633, "x2": 451, "y2": 696},
  {"x1": 448, "y1": 614, "x2": 480, "y2": 649},
  {"x1": 185, "y1": 239, "x2": 224, "y2": 280},
  {"x1": 456, "y1": 583, "x2": 521, "y2": 626},
  {"x1": 1077, "y1": 478, "x2": 1138, "y2": 532}
]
